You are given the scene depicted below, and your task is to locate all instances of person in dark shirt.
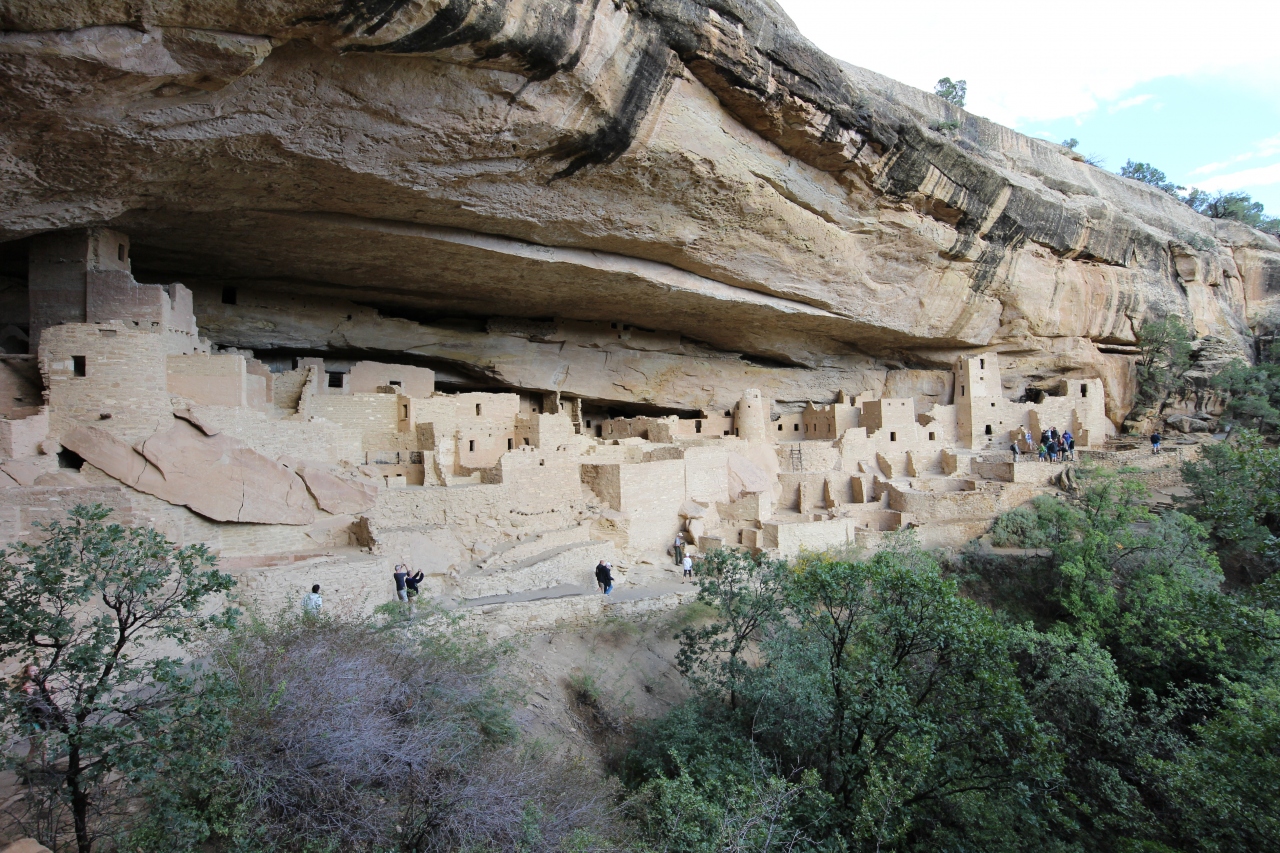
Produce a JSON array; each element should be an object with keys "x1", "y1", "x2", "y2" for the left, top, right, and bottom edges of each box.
[
  {"x1": 393, "y1": 564, "x2": 409, "y2": 602},
  {"x1": 1150, "y1": 432, "x2": 1162, "y2": 455},
  {"x1": 595, "y1": 560, "x2": 613, "y2": 595},
  {"x1": 404, "y1": 569, "x2": 424, "y2": 601}
]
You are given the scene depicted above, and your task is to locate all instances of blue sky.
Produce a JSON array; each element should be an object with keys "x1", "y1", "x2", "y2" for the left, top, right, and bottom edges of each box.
[{"x1": 775, "y1": 0, "x2": 1280, "y2": 213}]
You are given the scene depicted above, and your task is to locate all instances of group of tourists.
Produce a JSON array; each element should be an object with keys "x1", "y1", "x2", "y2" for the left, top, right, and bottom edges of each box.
[{"x1": 1010, "y1": 426, "x2": 1074, "y2": 463}]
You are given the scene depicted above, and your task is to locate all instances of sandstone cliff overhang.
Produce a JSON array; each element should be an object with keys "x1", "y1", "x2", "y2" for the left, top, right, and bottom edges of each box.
[{"x1": 1, "y1": 0, "x2": 1278, "y2": 415}]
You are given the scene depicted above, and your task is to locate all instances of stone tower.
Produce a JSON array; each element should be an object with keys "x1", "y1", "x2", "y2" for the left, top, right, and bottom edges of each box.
[{"x1": 735, "y1": 389, "x2": 769, "y2": 442}]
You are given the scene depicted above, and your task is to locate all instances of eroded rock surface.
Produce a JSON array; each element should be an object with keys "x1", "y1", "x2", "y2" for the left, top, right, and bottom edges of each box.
[{"x1": 1, "y1": 0, "x2": 1279, "y2": 420}]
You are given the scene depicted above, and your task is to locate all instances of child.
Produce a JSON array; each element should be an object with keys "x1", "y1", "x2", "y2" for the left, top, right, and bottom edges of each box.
[{"x1": 1038, "y1": 442, "x2": 1048, "y2": 462}]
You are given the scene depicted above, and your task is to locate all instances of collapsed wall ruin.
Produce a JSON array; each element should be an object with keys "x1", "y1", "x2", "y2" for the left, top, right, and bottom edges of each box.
[{"x1": 4, "y1": 228, "x2": 1110, "y2": 622}]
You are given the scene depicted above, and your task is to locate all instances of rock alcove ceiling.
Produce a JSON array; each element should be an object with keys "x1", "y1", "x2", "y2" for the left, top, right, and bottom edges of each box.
[{"x1": 2, "y1": 0, "x2": 1279, "y2": 422}]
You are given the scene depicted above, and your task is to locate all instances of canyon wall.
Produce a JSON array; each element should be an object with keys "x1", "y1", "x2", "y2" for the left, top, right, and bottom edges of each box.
[{"x1": 2, "y1": 0, "x2": 1280, "y2": 420}]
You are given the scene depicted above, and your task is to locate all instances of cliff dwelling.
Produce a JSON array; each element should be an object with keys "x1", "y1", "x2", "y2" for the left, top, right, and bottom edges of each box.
[{"x1": 1, "y1": 0, "x2": 1277, "y2": 627}]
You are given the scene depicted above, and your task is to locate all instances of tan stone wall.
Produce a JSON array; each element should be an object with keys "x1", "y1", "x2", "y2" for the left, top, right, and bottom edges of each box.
[
  {"x1": 309, "y1": 392, "x2": 406, "y2": 452},
  {"x1": 184, "y1": 405, "x2": 363, "y2": 465},
  {"x1": 41, "y1": 323, "x2": 173, "y2": 443},
  {"x1": 0, "y1": 483, "x2": 134, "y2": 547},
  {"x1": 167, "y1": 353, "x2": 247, "y2": 407},
  {"x1": 272, "y1": 366, "x2": 313, "y2": 412},
  {"x1": 348, "y1": 360, "x2": 434, "y2": 398},
  {"x1": 0, "y1": 409, "x2": 47, "y2": 460},
  {"x1": 684, "y1": 445, "x2": 730, "y2": 504}
]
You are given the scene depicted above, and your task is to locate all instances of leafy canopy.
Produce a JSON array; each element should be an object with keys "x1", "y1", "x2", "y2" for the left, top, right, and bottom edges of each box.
[
  {"x1": 1120, "y1": 160, "x2": 1185, "y2": 195},
  {"x1": 933, "y1": 77, "x2": 966, "y2": 107},
  {"x1": 0, "y1": 504, "x2": 237, "y2": 853}
]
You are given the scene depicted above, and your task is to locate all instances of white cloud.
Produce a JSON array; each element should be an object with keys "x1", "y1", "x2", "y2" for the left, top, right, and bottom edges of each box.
[
  {"x1": 1190, "y1": 132, "x2": 1280, "y2": 175},
  {"x1": 1191, "y1": 162, "x2": 1280, "y2": 192},
  {"x1": 1108, "y1": 94, "x2": 1154, "y2": 114},
  {"x1": 774, "y1": 0, "x2": 1280, "y2": 127}
]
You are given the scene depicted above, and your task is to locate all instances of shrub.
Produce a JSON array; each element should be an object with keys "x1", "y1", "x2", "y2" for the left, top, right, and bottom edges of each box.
[{"x1": 197, "y1": 611, "x2": 625, "y2": 853}]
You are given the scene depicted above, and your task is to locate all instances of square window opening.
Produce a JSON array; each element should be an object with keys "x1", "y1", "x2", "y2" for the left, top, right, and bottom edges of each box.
[
  {"x1": 326, "y1": 371, "x2": 344, "y2": 389},
  {"x1": 221, "y1": 287, "x2": 237, "y2": 305},
  {"x1": 929, "y1": 431, "x2": 936, "y2": 440}
]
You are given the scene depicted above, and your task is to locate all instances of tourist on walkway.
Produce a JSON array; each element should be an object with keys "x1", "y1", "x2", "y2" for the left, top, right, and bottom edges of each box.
[
  {"x1": 595, "y1": 560, "x2": 613, "y2": 595},
  {"x1": 393, "y1": 564, "x2": 409, "y2": 602},
  {"x1": 302, "y1": 584, "x2": 323, "y2": 615},
  {"x1": 405, "y1": 569, "x2": 424, "y2": 602},
  {"x1": 1038, "y1": 441, "x2": 1048, "y2": 462},
  {"x1": 1150, "y1": 431, "x2": 1162, "y2": 455},
  {"x1": 1010, "y1": 440, "x2": 1021, "y2": 462},
  {"x1": 1050, "y1": 426, "x2": 1060, "y2": 444},
  {"x1": 673, "y1": 533, "x2": 685, "y2": 566},
  {"x1": 682, "y1": 554, "x2": 694, "y2": 578},
  {"x1": 1063, "y1": 430, "x2": 1075, "y2": 460}
]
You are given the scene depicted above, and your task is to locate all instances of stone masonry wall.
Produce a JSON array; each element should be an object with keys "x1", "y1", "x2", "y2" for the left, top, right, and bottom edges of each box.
[{"x1": 41, "y1": 323, "x2": 173, "y2": 443}]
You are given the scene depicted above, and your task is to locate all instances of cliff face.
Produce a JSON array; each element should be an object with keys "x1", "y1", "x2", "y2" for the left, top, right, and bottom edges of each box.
[{"x1": 2, "y1": 0, "x2": 1279, "y2": 422}]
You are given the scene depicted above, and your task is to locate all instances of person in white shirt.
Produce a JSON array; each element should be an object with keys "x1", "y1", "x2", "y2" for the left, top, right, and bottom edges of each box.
[
  {"x1": 682, "y1": 554, "x2": 693, "y2": 578},
  {"x1": 302, "y1": 583, "x2": 323, "y2": 615}
]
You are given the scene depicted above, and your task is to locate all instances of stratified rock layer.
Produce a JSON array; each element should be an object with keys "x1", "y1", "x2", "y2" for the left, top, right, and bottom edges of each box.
[{"x1": 2, "y1": 0, "x2": 1279, "y2": 420}]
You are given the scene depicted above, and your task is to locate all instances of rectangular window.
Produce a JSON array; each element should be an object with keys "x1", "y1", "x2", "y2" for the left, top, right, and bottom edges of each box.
[
  {"x1": 402, "y1": 405, "x2": 409, "y2": 418},
  {"x1": 929, "y1": 431, "x2": 936, "y2": 440},
  {"x1": 1081, "y1": 384, "x2": 1088, "y2": 397},
  {"x1": 508, "y1": 438, "x2": 514, "y2": 450},
  {"x1": 468, "y1": 440, "x2": 475, "y2": 452},
  {"x1": 117, "y1": 243, "x2": 126, "y2": 262},
  {"x1": 98, "y1": 329, "x2": 116, "y2": 337},
  {"x1": 980, "y1": 358, "x2": 985, "y2": 369},
  {"x1": 326, "y1": 371, "x2": 344, "y2": 389},
  {"x1": 793, "y1": 423, "x2": 799, "y2": 431},
  {"x1": 890, "y1": 431, "x2": 897, "y2": 441},
  {"x1": 960, "y1": 385, "x2": 965, "y2": 396},
  {"x1": 221, "y1": 287, "x2": 237, "y2": 305},
  {"x1": 695, "y1": 420, "x2": 702, "y2": 433},
  {"x1": 475, "y1": 403, "x2": 482, "y2": 416},
  {"x1": 72, "y1": 356, "x2": 86, "y2": 377},
  {"x1": 778, "y1": 424, "x2": 784, "y2": 431},
  {"x1": 389, "y1": 380, "x2": 401, "y2": 387}
]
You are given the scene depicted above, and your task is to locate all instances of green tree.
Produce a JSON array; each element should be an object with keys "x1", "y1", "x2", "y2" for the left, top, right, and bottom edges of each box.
[
  {"x1": 1061, "y1": 138, "x2": 1080, "y2": 150},
  {"x1": 1211, "y1": 349, "x2": 1280, "y2": 434},
  {"x1": 934, "y1": 77, "x2": 967, "y2": 107},
  {"x1": 1157, "y1": 680, "x2": 1280, "y2": 852},
  {"x1": 1120, "y1": 160, "x2": 1185, "y2": 195},
  {"x1": 1184, "y1": 189, "x2": 1280, "y2": 234},
  {"x1": 1133, "y1": 315, "x2": 1194, "y2": 411},
  {"x1": 0, "y1": 505, "x2": 236, "y2": 853},
  {"x1": 1181, "y1": 429, "x2": 1280, "y2": 580},
  {"x1": 635, "y1": 538, "x2": 1061, "y2": 850},
  {"x1": 675, "y1": 549, "x2": 789, "y2": 706}
]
